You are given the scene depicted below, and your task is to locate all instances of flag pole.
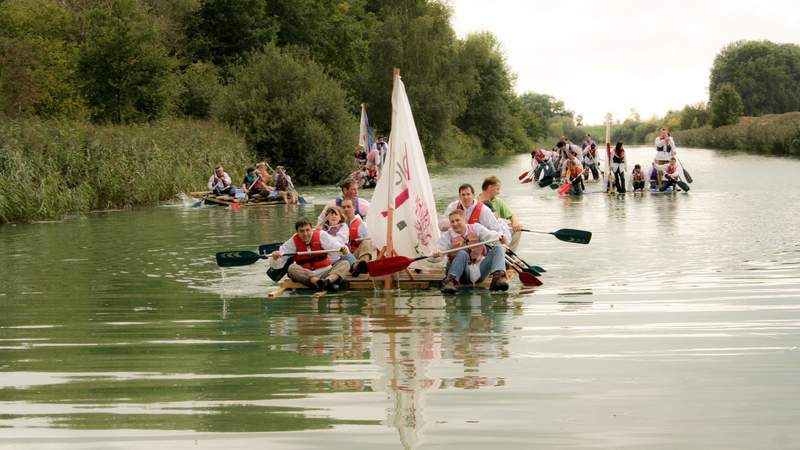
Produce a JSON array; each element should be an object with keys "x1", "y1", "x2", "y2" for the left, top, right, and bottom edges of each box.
[{"x1": 381, "y1": 68, "x2": 401, "y2": 289}]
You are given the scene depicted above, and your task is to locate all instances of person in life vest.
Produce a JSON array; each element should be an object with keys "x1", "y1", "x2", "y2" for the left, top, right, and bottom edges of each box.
[
  {"x1": 532, "y1": 149, "x2": 557, "y2": 187},
  {"x1": 661, "y1": 157, "x2": 682, "y2": 191},
  {"x1": 340, "y1": 198, "x2": 373, "y2": 276},
  {"x1": 272, "y1": 165, "x2": 299, "y2": 204},
  {"x1": 253, "y1": 162, "x2": 277, "y2": 198},
  {"x1": 319, "y1": 205, "x2": 356, "y2": 267},
  {"x1": 318, "y1": 178, "x2": 370, "y2": 224},
  {"x1": 610, "y1": 142, "x2": 627, "y2": 193},
  {"x1": 564, "y1": 159, "x2": 584, "y2": 195},
  {"x1": 582, "y1": 143, "x2": 600, "y2": 181},
  {"x1": 479, "y1": 176, "x2": 521, "y2": 251},
  {"x1": 630, "y1": 164, "x2": 646, "y2": 192},
  {"x1": 434, "y1": 209, "x2": 509, "y2": 294},
  {"x1": 654, "y1": 127, "x2": 677, "y2": 165},
  {"x1": 270, "y1": 218, "x2": 351, "y2": 292},
  {"x1": 207, "y1": 165, "x2": 233, "y2": 196},
  {"x1": 442, "y1": 183, "x2": 505, "y2": 237},
  {"x1": 241, "y1": 166, "x2": 272, "y2": 200},
  {"x1": 582, "y1": 134, "x2": 596, "y2": 151}
]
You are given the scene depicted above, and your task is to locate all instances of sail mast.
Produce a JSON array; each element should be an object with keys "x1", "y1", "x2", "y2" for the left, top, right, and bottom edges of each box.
[
  {"x1": 384, "y1": 67, "x2": 400, "y2": 260},
  {"x1": 605, "y1": 112, "x2": 612, "y2": 193}
]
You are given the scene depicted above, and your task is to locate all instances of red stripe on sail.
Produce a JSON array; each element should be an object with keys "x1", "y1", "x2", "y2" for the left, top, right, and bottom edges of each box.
[{"x1": 395, "y1": 189, "x2": 409, "y2": 208}]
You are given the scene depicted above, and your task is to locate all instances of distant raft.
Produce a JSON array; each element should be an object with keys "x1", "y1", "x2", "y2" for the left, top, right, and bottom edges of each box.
[{"x1": 190, "y1": 191, "x2": 305, "y2": 207}]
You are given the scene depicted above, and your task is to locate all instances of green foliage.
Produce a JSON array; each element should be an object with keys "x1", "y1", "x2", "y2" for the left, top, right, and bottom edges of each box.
[
  {"x1": 215, "y1": 44, "x2": 355, "y2": 185},
  {"x1": 709, "y1": 40, "x2": 800, "y2": 116},
  {"x1": 176, "y1": 62, "x2": 222, "y2": 118},
  {"x1": 0, "y1": 118, "x2": 252, "y2": 223},
  {"x1": 710, "y1": 83, "x2": 744, "y2": 128},
  {"x1": 673, "y1": 112, "x2": 800, "y2": 156},
  {"x1": 186, "y1": 0, "x2": 277, "y2": 73},
  {"x1": 679, "y1": 103, "x2": 709, "y2": 130},
  {"x1": 77, "y1": 0, "x2": 176, "y2": 123},
  {"x1": 455, "y1": 32, "x2": 529, "y2": 154}
]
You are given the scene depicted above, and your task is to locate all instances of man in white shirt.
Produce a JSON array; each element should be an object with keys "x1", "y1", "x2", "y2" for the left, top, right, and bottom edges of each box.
[
  {"x1": 442, "y1": 183, "x2": 506, "y2": 239},
  {"x1": 271, "y1": 218, "x2": 351, "y2": 292},
  {"x1": 434, "y1": 209, "x2": 508, "y2": 294},
  {"x1": 318, "y1": 179, "x2": 370, "y2": 224},
  {"x1": 207, "y1": 165, "x2": 233, "y2": 196}
]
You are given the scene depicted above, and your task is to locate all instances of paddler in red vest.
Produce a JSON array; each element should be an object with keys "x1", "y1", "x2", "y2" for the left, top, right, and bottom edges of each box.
[
  {"x1": 270, "y1": 218, "x2": 351, "y2": 292},
  {"x1": 442, "y1": 183, "x2": 504, "y2": 235},
  {"x1": 340, "y1": 198, "x2": 372, "y2": 276},
  {"x1": 318, "y1": 178, "x2": 370, "y2": 224},
  {"x1": 433, "y1": 209, "x2": 509, "y2": 294}
]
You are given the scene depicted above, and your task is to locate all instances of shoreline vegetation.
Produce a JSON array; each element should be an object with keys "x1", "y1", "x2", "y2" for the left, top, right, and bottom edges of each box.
[
  {"x1": 673, "y1": 113, "x2": 800, "y2": 157},
  {"x1": 0, "y1": 119, "x2": 250, "y2": 224}
]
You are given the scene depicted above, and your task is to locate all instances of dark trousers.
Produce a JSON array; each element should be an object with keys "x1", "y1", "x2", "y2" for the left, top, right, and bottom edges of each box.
[{"x1": 614, "y1": 171, "x2": 626, "y2": 193}]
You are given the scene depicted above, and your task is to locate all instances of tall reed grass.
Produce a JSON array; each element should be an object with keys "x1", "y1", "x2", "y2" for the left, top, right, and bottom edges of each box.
[
  {"x1": 672, "y1": 113, "x2": 800, "y2": 156},
  {"x1": 0, "y1": 118, "x2": 252, "y2": 223}
]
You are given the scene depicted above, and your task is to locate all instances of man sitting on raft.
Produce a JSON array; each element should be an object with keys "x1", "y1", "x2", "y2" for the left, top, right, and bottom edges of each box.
[
  {"x1": 319, "y1": 178, "x2": 370, "y2": 224},
  {"x1": 270, "y1": 218, "x2": 351, "y2": 292},
  {"x1": 434, "y1": 209, "x2": 509, "y2": 294}
]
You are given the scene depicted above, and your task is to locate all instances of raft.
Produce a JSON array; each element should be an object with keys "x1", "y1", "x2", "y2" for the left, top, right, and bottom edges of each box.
[
  {"x1": 268, "y1": 268, "x2": 516, "y2": 298},
  {"x1": 190, "y1": 191, "x2": 300, "y2": 207}
]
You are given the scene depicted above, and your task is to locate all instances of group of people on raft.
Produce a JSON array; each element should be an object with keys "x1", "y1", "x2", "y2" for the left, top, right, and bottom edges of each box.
[
  {"x1": 351, "y1": 138, "x2": 388, "y2": 188},
  {"x1": 529, "y1": 128, "x2": 687, "y2": 195},
  {"x1": 268, "y1": 176, "x2": 523, "y2": 294},
  {"x1": 206, "y1": 162, "x2": 299, "y2": 204}
]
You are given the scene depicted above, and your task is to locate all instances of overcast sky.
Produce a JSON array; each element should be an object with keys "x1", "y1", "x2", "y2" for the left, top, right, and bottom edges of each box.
[{"x1": 450, "y1": 0, "x2": 800, "y2": 124}]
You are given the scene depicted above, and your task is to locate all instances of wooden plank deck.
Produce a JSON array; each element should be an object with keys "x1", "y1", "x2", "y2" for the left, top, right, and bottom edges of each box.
[{"x1": 190, "y1": 191, "x2": 288, "y2": 207}]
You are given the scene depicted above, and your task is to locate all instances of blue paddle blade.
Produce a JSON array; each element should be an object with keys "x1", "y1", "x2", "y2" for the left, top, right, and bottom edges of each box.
[
  {"x1": 298, "y1": 196, "x2": 307, "y2": 204},
  {"x1": 258, "y1": 243, "x2": 282, "y2": 255}
]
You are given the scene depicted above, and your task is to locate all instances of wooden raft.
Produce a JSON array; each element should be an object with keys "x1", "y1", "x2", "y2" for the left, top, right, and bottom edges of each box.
[
  {"x1": 190, "y1": 191, "x2": 288, "y2": 207},
  {"x1": 268, "y1": 268, "x2": 516, "y2": 298}
]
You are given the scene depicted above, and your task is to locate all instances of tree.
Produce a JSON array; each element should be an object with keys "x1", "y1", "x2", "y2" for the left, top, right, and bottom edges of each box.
[
  {"x1": 710, "y1": 83, "x2": 744, "y2": 128},
  {"x1": 215, "y1": 44, "x2": 355, "y2": 185},
  {"x1": 176, "y1": 61, "x2": 221, "y2": 118},
  {"x1": 185, "y1": 0, "x2": 277, "y2": 73},
  {"x1": 77, "y1": 0, "x2": 175, "y2": 123},
  {"x1": 679, "y1": 102, "x2": 709, "y2": 130},
  {"x1": 709, "y1": 40, "x2": 800, "y2": 116}
]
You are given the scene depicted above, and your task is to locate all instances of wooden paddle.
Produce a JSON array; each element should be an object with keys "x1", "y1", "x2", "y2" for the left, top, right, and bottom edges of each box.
[
  {"x1": 518, "y1": 169, "x2": 532, "y2": 180},
  {"x1": 520, "y1": 228, "x2": 592, "y2": 244},
  {"x1": 367, "y1": 240, "x2": 498, "y2": 277},
  {"x1": 505, "y1": 255, "x2": 543, "y2": 286}
]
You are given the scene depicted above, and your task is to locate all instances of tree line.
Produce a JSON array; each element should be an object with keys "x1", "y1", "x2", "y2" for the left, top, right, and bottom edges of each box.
[{"x1": 0, "y1": 0, "x2": 581, "y2": 184}]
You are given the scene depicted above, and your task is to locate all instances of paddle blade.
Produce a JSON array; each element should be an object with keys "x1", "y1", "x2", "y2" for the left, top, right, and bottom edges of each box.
[
  {"x1": 518, "y1": 170, "x2": 531, "y2": 180},
  {"x1": 298, "y1": 196, "x2": 308, "y2": 204},
  {"x1": 549, "y1": 182, "x2": 560, "y2": 190},
  {"x1": 558, "y1": 183, "x2": 571, "y2": 195},
  {"x1": 267, "y1": 257, "x2": 293, "y2": 282},
  {"x1": 367, "y1": 256, "x2": 416, "y2": 277},
  {"x1": 531, "y1": 265, "x2": 546, "y2": 273},
  {"x1": 258, "y1": 243, "x2": 282, "y2": 255},
  {"x1": 216, "y1": 251, "x2": 262, "y2": 267},
  {"x1": 518, "y1": 271, "x2": 543, "y2": 287},
  {"x1": 552, "y1": 228, "x2": 592, "y2": 244},
  {"x1": 521, "y1": 177, "x2": 533, "y2": 184},
  {"x1": 676, "y1": 179, "x2": 691, "y2": 192},
  {"x1": 682, "y1": 169, "x2": 693, "y2": 184}
]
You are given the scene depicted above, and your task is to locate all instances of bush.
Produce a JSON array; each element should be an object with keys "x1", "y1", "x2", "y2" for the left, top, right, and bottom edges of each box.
[
  {"x1": 672, "y1": 112, "x2": 800, "y2": 156},
  {"x1": 710, "y1": 83, "x2": 744, "y2": 128},
  {"x1": 0, "y1": 118, "x2": 252, "y2": 223},
  {"x1": 215, "y1": 44, "x2": 355, "y2": 185}
]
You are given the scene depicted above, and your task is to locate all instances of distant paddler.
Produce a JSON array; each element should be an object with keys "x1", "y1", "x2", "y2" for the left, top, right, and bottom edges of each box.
[
  {"x1": 318, "y1": 179, "x2": 370, "y2": 224},
  {"x1": 340, "y1": 198, "x2": 373, "y2": 276},
  {"x1": 434, "y1": 209, "x2": 509, "y2": 294},
  {"x1": 611, "y1": 142, "x2": 627, "y2": 193},
  {"x1": 270, "y1": 218, "x2": 351, "y2": 292},
  {"x1": 478, "y1": 176, "x2": 521, "y2": 251},
  {"x1": 207, "y1": 165, "x2": 234, "y2": 196},
  {"x1": 654, "y1": 127, "x2": 677, "y2": 165}
]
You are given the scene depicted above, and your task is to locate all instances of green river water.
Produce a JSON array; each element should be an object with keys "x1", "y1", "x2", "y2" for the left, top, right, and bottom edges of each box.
[{"x1": 1, "y1": 146, "x2": 799, "y2": 449}]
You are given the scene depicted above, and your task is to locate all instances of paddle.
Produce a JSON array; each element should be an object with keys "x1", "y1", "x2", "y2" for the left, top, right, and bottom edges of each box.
[
  {"x1": 674, "y1": 178, "x2": 690, "y2": 192},
  {"x1": 521, "y1": 177, "x2": 533, "y2": 184},
  {"x1": 216, "y1": 248, "x2": 341, "y2": 268},
  {"x1": 193, "y1": 180, "x2": 221, "y2": 208},
  {"x1": 505, "y1": 248, "x2": 546, "y2": 273},
  {"x1": 521, "y1": 228, "x2": 592, "y2": 244},
  {"x1": 549, "y1": 182, "x2": 560, "y2": 190},
  {"x1": 518, "y1": 169, "x2": 532, "y2": 180},
  {"x1": 367, "y1": 240, "x2": 498, "y2": 277},
  {"x1": 677, "y1": 157, "x2": 693, "y2": 183},
  {"x1": 505, "y1": 255, "x2": 543, "y2": 286}
]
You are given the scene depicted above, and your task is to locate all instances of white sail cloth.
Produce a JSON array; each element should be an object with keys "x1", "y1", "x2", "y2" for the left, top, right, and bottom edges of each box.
[{"x1": 367, "y1": 74, "x2": 440, "y2": 257}]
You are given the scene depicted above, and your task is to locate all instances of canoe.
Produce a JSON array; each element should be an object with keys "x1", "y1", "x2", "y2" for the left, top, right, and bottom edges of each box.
[
  {"x1": 268, "y1": 268, "x2": 517, "y2": 298},
  {"x1": 190, "y1": 191, "x2": 301, "y2": 207}
]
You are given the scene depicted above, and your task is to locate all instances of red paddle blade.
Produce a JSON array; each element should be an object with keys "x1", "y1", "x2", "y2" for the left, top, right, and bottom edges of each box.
[
  {"x1": 367, "y1": 256, "x2": 416, "y2": 277},
  {"x1": 558, "y1": 183, "x2": 571, "y2": 195},
  {"x1": 518, "y1": 170, "x2": 530, "y2": 180},
  {"x1": 518, "y1": 271, "x2": 543, "y2": 286},
  {"x1": 521, "y1": 177, "x2": 533, "y2": 184}
]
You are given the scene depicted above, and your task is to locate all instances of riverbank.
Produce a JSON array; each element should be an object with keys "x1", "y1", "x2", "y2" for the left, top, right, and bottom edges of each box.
[
  {"x1": 0, "y1": 118, "x2": 252, "y2": 224},
  {"x1": 672, "y1": 112, "x2": 800, "y2": 156}
]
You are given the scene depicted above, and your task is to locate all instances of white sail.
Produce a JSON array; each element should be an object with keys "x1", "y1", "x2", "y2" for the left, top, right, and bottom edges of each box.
[
  {"x1": 367, "y1": 73, "x2": 440, "y2": 257},
  {"x1": 358, "y1": 103, "x2": 373, "y2": 151}
]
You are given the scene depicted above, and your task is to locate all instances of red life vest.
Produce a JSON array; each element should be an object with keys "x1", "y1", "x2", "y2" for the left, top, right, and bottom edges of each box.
[
  {"x1": 456, "y1": 201, "x2": 483, "y2": 224},
  {"x1": 348, "y1": 217, "x2": 363, "y2": 253},
  {"x1": 450, "y1": 224, "x2": 486, "y2": 263},
  {"x1": 292, "y1": 230, "x2": 331, "y2": 270}
]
